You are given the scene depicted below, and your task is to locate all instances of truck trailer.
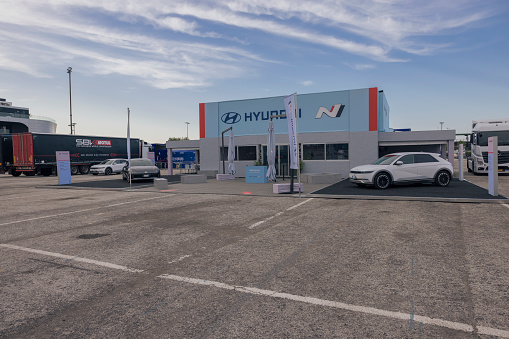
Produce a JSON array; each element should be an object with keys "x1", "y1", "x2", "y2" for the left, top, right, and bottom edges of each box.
[
  {"x1": 467, "y1": 119, "x2": 509, "y2": 174},
  {"x1": 0, "y1": 133, "x2": 141, "y2": 176}
]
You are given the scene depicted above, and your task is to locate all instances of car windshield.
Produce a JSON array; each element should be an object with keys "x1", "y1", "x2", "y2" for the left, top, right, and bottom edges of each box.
[
  {"x1": 130, "y1": 159, "x2": 154, "y2": 166},
  {"x1": 99, "y1": 159, "x2": 114, "y2": 165},
  {"x1": 372, "y1": 154, "x2": 399, "y2": 165},
  {"x1": 477, "y1": 131, "x2": 509, "y2": 146}
]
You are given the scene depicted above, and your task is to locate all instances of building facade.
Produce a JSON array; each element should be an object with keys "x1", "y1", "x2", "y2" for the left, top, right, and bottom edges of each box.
[
  {"x1": 167, "y1": 87, "x2": 455, "y2": 178},
  {"x1": 0, "y1": 98, "x2": 57, "y2": 134}
]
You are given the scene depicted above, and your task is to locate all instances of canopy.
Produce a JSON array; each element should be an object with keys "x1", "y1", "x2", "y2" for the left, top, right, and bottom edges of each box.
[
  {"x1": 227, "y1": 130, "x2": 236, "y2": 175},
  {"x1": 266, "y1": 120, "x2": 276, "y2": 181}
]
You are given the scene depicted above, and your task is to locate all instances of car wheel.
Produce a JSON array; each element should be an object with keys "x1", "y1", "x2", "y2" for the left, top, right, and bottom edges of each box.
[
  {"x1": 435, "y1": 171, "x2": 451, "y2": 187},
  {"x1": 374, "y1": 172, "x2": 391, "y2": 189},
  {"x1": 105, "y1": 167, "x2": 112, "y2": 176},
  {"x1": 71, "y1": 166, "x2": 79, "y2": 175}
]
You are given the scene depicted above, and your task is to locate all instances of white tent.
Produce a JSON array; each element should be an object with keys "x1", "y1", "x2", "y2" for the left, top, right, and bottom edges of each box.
[
  {"x1": 266, "y1": 120, "x2": 276, "y2": 181},
  {"x1": 227, "y1": 130, "x2": 236, "y2": 175}
]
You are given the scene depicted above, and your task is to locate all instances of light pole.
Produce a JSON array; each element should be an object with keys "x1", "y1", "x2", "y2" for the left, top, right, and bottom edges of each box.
[
  {"x1": 185, "y1": 122, "x2": 190, "y2": 139},
  {"x1": 67, "y1": 67, "x2": 75, "y2": 134},
  {"x1": 439, "y1": 122, "x2": 444, "y2": 130}
]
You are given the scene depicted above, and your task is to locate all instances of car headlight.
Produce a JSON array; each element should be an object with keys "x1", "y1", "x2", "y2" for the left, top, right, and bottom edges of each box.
[{"x1": 350, "y1": 170, "x2": 374, "y2": 174}]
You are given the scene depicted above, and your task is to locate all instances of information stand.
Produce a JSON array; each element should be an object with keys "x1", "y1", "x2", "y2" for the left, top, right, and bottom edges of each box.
[{"x1": 56, "y1": 151, "x2": 71, "y2": 185}]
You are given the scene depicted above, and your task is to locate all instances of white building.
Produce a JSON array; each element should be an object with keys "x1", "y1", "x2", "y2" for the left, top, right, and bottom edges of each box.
[
  {"x1": 0, "y1": 98, "x2": 57, "y2": 134},
  {"x1": 167, "y1": 87, "x2": 456, "y2": 178}
]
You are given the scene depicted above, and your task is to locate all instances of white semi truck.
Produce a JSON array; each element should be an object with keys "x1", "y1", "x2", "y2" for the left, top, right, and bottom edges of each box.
[{"x1": 467, "y1": 119, "x2": 509, "y2": 174}]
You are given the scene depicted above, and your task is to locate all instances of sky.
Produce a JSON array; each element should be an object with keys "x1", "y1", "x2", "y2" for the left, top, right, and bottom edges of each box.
[{"x1": 1, "y1": 0, "x2": 508, "y2": 143}]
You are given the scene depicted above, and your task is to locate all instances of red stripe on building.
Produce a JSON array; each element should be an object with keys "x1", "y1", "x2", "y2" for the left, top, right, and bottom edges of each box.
[
  {"x1": 199, "y1": 103, "x2": 205, "y2": 139},
  {"x1": 369, "y1": 87, "x2": 378, "y2": 131}
]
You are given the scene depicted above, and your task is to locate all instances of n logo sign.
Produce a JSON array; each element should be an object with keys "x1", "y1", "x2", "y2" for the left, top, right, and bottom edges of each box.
[{"x1": 315, "y1": 104, "x2": 345, "y2": 119}]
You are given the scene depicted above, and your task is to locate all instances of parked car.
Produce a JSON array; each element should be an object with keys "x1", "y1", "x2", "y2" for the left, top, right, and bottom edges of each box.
[
  {"x1": 90, "y1": 159, "x2": 128, "y2": 175},
  {"x1": 349, "y1": 152, "x2": 453, "y2": 189},
  {"x1": 122, "y1": 158, "x2": 160, "y2": 181}
]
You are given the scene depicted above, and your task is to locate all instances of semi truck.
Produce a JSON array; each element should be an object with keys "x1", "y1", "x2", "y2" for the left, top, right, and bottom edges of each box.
[
  {"x1": 0, "y1": 133, "x2": 142, "y2": 176},
  {"x1": 467, "y1": 119, "x2": 509, "y2": 174}
]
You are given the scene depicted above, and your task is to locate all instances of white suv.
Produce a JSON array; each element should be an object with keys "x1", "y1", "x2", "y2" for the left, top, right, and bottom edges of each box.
[
  {"x1": 90, "y1": 159, "x2": 127, "y2": 175},
  {"x1": 349, "y1": 152, "x2": 453, "y2": 189}
]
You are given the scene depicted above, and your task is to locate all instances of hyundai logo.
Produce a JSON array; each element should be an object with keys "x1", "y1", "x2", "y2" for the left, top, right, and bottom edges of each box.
[{"x1": 221, "y1": 112, "x2": 242, "y2": 124}]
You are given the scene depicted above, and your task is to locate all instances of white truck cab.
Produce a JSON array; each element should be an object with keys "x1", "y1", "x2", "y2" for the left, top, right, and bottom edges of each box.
[{"x1": 467, "y1": 119, "x2": 509, "y2": 174}]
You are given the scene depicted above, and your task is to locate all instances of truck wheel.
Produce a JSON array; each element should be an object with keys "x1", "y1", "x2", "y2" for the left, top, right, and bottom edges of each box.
[
  {"x1": 79, "y1": 165, "x2": 90, "y2": 174},
  {"x1": 24, "y1": 171, "x2": 36, "y2": 176},
  {"x1": 41, "y1": 168, "x2": 52, "y2": 176},
  {"x1": 71, "y1": 166, "x2": 79, "y2": 175},
  {"x1": 11, "y1": 170, "x2": 21, "y2": 177},
  {"x1": 105, "y1": 167, "x2": 112, "y2": 176}
]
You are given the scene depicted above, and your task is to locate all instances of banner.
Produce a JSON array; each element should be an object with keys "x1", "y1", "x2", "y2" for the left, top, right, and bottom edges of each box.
[{"x1": 284, "y1": 94, "x2": 298, "y2": 169}]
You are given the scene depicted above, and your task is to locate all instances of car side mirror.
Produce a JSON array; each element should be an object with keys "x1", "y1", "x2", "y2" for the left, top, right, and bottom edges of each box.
[{"x1": 395, "y1": 161, "x2": 403, "y2": 166}]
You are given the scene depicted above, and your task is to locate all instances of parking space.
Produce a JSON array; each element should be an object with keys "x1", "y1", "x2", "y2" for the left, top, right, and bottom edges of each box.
[
  {"x1": 1, "y1": 173, "x2": 509, "y2": 338},
  {"x1": 311, "y1": 178, "x2": 508, "y2": 202}
]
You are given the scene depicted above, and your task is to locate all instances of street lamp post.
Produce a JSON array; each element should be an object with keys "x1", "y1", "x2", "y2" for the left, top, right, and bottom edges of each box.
[
  {"x1": 439, "y1": 122, "x2": 444, "y2": 130},
  {"x1": 67, "y1": 67, "x2": 75, "y2": 134},
  {"x1": 185, "y1": 122, "x2": 190, "y2": 139}
]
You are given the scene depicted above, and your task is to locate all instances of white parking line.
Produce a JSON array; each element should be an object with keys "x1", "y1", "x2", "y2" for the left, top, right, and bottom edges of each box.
[
  {"x1": 0, "y1": 195, "x2": 167, "y2": 227},
  {"x1": 0, "y1": 244, "x2": 144, "y2": 273},
  {"x1": 158, "y1": 274, "x2": 509, "y2": 338},
  {"x1": 248, "y1": 198, "x2": 313, "y2": 229},
  {"x1": 504, "y1": 204, "x2": 509, "y2": 210}
]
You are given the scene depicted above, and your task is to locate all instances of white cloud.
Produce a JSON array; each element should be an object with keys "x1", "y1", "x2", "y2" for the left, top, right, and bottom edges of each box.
[
  {"x1": 301, "y1": 80, "x2": 313, "y2": 86},
  {"x1": 345, "y1": 63, "x2": 376, "y2": 71},
  {"x1": 0, "y1": 0, "x2": 502, "y2": 88}
]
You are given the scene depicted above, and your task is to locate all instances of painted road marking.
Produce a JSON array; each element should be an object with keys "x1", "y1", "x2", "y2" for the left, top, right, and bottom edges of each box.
[
  {"x1": 158, "y1": 274, "x2": 509, "y2": 338},
  {"x1": 169, "y1": 255, "x2": 191, "y2": 264},
  {"x1": 504, "y1": 204, "x2": 509, "y2": 210},
  {"x1": 2, "y1": 242, "x2": 508, "y2": 337},
  {"x1": 248, "y1": 198, "x2": 313, "y2": 229},
  {"x1": 0, "y1": 195, "x2": 166, "y2": 227},
  {"x1": 0, "y1": 244, "x2": 144, "y2": 273}
]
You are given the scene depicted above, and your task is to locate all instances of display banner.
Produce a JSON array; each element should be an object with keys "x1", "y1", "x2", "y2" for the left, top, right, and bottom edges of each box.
[
  {"x1": 56, "y1": 151, "x2": 71, "y2": 185},
  {"x1": 458, "y1": 144, "x2": 464, "y2": 181},
  {"x1": 284, "y1": 94, "x2": 298, "y2": 170},
  {"x1": 488, "y1": 136, "x2": 498, "y2": 196}
]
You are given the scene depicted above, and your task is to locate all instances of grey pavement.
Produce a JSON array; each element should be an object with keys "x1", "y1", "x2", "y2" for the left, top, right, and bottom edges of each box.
[{"x1": 0, "y1": 170, "x2": 508, "y2": 338}]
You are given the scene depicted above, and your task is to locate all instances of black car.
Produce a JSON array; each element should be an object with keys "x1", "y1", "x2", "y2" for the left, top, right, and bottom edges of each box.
[{"x1": 122, "y1": 158, "x2": 160, "y2": 181}]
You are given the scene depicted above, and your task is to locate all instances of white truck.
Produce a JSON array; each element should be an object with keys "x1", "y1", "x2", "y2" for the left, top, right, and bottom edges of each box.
[{"x1": 467, "y1": 119, "x2": 509, "y2": 174}]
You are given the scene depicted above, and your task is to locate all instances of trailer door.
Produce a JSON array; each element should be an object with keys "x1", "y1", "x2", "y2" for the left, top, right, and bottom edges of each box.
[{"x1": 13, "y1": 133, "x2": 34, "y2": 169}]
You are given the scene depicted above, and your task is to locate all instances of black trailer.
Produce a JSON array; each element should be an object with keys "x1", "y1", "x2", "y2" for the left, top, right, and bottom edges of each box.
[{"x1": 1, "y1": 133, "x2": 141, "y2": 176}]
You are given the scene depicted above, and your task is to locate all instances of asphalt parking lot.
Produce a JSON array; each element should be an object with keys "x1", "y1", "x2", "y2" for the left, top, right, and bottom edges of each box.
[{"x1": 1, "y1": 168, "x2": 508, "y2": 338}]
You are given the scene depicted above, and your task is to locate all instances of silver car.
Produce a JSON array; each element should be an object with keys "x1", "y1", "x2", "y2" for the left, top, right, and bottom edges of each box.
[
  {"x1": 349, "y1": 152, "x2": 453, "y2": 189},
  {"x1": 122, "y1": 158, "x2": 160, "y2": 181},
  {"x1": 90, "y1": 159, "x2": 127, "y2": 175}
]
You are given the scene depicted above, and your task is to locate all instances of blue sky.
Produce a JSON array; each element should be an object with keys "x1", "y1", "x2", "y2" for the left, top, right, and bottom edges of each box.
[{"x1": 1, "y1": 0, "x2": 508, "y2": 142}]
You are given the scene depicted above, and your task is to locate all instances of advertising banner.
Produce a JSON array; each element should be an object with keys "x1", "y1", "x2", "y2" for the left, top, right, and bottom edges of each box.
[
  {"x1": 284, "y1": 94, "x2": 298, "y2": 170},
  {"x1": 488, "y1": 136, "x2": 498, "y2": 196},
  {"x1": 56, "y1": 151, "x2": 71, "y2": 185}
]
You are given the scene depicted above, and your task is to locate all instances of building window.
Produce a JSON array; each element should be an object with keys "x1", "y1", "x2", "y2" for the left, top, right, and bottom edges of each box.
[
  {"x1": 238, "y1": 146, "x2": 257, "y2": 161},
  {"x1": 219, "y1": 147, "x2": 233, "y2": 161},
  {"x1": 326, "y1": 144, "x2": 348, "y2": 160},
  {"x1": 303, "y1": 144, "x2": 325, "y2": 160}
]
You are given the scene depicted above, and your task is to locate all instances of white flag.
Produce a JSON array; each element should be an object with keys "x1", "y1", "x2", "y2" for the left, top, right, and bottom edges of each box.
[{"x1": 284, "y1": 94, "x2": 298, "y2": 169}]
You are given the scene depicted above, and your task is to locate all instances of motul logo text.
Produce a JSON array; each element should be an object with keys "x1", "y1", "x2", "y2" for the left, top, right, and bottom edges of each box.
[{"x1": 93, "y1": 140, "x2": 111, "y2": 146}]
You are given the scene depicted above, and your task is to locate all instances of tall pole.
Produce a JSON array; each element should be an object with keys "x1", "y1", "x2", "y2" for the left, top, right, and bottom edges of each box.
[
  {"x1": 440, "y1": 122, "x2": 444, "y2": 130},
  {"x1": 185, "y1": 122, "x2": 190, "y2": 139},
  {"x1": 67, "y1": 67, "x2": 74, "y2": 134}
]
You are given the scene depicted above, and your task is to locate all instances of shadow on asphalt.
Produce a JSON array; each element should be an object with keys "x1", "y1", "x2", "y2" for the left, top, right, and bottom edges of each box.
[
  {"x1": 312, "y1": 179, "x2": 507, "y2": 200},
  {"x1": 60, "y1": 175, "x2": 181, "y2": 189}
]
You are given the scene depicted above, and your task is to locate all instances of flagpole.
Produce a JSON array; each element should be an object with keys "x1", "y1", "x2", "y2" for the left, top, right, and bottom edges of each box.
[
  {"x1": 127, "y1": 108, "x2": 131, "y2": 190},
  {"x1": 294, "y1": 92, "x2": 301, "y2": 198}
]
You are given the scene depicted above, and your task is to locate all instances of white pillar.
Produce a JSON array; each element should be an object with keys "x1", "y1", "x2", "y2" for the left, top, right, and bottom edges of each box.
[
  {"x1": 488, "y1": 136, "x2": 498, "y2": 196},
  {"x1": 167, "y1": 148, "x2": 173, "y2": 175}
]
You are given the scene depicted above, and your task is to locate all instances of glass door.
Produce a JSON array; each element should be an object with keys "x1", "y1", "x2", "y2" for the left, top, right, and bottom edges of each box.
[{"x1": 277, "y1": 145, "x2": 289, "y2": 178}]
